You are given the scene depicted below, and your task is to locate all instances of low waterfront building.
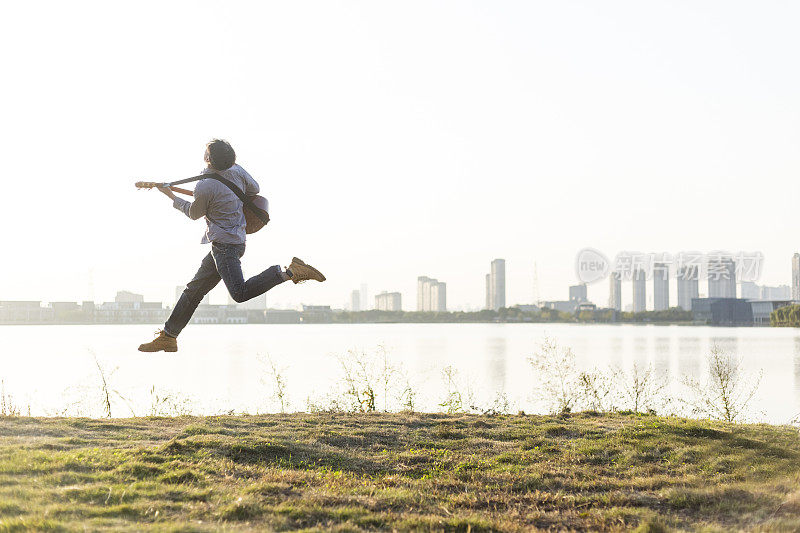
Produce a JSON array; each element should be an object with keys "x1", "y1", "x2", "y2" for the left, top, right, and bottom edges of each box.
[
  {"x1": 95, "y1": 301, "x2": 168, "y2": 324},
  {"x1": 691, "y1": 298, "x2": 753, "y2": 326},
  {"x1": 302, "y1": 305, "x2": 333, "y2": 323},
  {"x1": 265, "y1": 309, "x2": 302, "y2": 324},
  {"x1": 748, "y1": 300, "x2": 793, "y2": 327},
  {"x1": 0, "y1": 301, "x2": 54, "y2": 323},
  {"x1": 541, "y1": 300, "x2": 579, "y2": 313}
]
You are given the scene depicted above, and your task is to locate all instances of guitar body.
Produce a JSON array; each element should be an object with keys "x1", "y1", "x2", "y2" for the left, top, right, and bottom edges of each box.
[{"x1": 244, "y1": 195, "x2": 269, "y2": 234}]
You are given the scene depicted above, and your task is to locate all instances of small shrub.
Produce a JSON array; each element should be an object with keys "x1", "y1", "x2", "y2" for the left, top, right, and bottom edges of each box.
[
  {"x1": 259, "y1": 354, "x2": 289, "y2": 413},
  {"x1": 528, "y1": 337, "x2": 579, "y2": 414},
  {"x1": 0, "y1": 380, "x2": 21, "y2": 417},
  {"x1": 612, "y1": 363, "x2": 668, "y2": 414},
  {"x1": 682, "y1": 346, "x2": 762, "y2": 422},
  {"x1": 333, "y1": 346, "x2": 414, "y2": 412},
  {"x1": 577, "y1": 369, "x2": 614, "y2": 412},
  {"x1": 149, "y1": 386, "x2": 194, "y2": 416},
  {"x1": 439, "y1": 365, "x2": 463, "y2": 414}
]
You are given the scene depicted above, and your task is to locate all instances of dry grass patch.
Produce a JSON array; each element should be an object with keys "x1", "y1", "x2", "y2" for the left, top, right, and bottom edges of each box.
[{"x1": 0, "y1": 413, "x2": 797, "y2": 531}]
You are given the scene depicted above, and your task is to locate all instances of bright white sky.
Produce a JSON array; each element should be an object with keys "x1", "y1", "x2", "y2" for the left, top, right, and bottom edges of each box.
[{"x1": 1, "y1": 1, "x2": 798, "y2": 310}]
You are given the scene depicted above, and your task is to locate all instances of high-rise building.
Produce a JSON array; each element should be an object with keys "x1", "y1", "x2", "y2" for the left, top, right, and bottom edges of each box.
[
  {"x1": 738, "y1": 281, "x2": 760, "y2": 300},
  {"x1": 417, "y1": 276, "x2": 430, "y2": 311},
  {"x1": 430, "y1": 282, "x2": 446, "y2": 312},
  {"x1": 708, "y1": 258, "x2": 736, "y2": 298},
  {"x1": 609, "y1": 271, "x2": 621, "y2": 311},
  {"x1": 360, "y1": 284, "x2": 370, "y2": 311},
  {"x1": 793, "y1": 253, "x2": 800, "y2": 301},
  {"x1": 760, "y1": 284, "x2": 791, "y2": 300},
  {"x1": 423, "y1": 278, "x2": 437, "y2": 311},
  {"x1": 677, "y1": 265, "x2": 699, "y2": 311},
  {"x1": 350, "y1": 290, "x2": 361, "y2": 312},
  {"x1": 633, "y1": 267, "x2": 647, "y2": 313},
  {"x1": 418, "y1": 276, "x2": 446, "y2": 312},
  {"x1": 490, "y1": 259, "x2": 506, "y2": 310},
  {"x1": 375, "y1": 291, "x2": 402, "y2": 311},
  {"x1": 653, "y1": 262, "x2": 669, "y2": 311},
  {"x1": 485, "y1": 274, "x2": 491, "y2": 310},
  {"x1": 569, "y1": 283, "x2": 587, "y2": 302}
]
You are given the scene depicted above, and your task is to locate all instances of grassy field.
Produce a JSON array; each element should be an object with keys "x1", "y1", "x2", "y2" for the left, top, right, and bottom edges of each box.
[{"x1": 0, "y1": 413, "x2": 798, "y2": 531}]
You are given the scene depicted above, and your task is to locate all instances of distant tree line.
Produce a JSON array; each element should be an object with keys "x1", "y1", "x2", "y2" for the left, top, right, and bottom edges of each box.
[
  {"x1": 771, "y1": 304, "x2": 800, "y2": 327},
  {"x1": 332, "y1": 307, "x2": 693, "y2": 324},
  {"x1": 617, "y1": 308, "x2": 693, "y2": 323}
]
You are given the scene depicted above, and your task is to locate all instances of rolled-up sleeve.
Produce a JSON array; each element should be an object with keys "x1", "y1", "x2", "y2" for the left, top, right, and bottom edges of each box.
[{"x1": 173, "y1": 182, "x2": 210, "y2": 220}]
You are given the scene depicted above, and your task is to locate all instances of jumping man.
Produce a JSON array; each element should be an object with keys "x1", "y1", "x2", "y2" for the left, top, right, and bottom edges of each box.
[{"x1": 138, "y1": 139, "x2": 325, "y2": 352}]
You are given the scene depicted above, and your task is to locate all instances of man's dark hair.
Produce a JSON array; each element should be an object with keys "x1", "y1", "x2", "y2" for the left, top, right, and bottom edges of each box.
[{"x1": 204, "y1": 139, "x2": 236, "y2": 171}]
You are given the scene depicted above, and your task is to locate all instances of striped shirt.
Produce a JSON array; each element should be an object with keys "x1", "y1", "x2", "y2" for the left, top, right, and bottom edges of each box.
[{"x1": 172, "y1": 164, "x2": 260, "y2": 244}]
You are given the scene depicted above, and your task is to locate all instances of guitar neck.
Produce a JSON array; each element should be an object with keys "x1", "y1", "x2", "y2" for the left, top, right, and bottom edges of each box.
[{"x1": 170, "y1": 186, "x2": 194, "y2": 197}]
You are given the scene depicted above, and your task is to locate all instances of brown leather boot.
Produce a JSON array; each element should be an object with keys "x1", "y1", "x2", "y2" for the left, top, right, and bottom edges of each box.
[
  {"x1": 288, "y1": 257, "x2": 326, "y2": 284},
  {"x1": 138, "y1": 330, "x2": 178, "y2": 352}
]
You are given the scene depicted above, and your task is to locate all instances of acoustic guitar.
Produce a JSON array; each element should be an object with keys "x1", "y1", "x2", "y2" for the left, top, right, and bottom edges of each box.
[{"x1": 135, "y1": 178, "x2": 270, "y2": 234}]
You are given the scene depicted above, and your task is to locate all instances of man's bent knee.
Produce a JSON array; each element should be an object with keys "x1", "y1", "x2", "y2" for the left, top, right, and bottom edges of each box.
[{"x1": 230, "y1": 291, "x2": 248, "y2": 304}]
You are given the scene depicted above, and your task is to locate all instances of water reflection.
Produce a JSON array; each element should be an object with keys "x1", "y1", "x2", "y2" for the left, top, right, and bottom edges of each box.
[
  {"x1": 653, "y1": 337, "x2": 671, "y2": 378},
  {"x1": 608, "y1": 337, "x2": 624, "y2": 367},
  {"x1": 486, "y1": 337, "x2": 507, "y2": 392},
  {"x1": 1, "y1": 324, "x2": 798, "y2": 422},
  {"x1": 633, "y1": 337, "x2": 649, "y2": 370},
  {"x1": 710, "y1": 336, "x2": 738, "y2": 354},
  {"x1": 677, "y1": 337, "x2": 702, "y2": 377},
  {"x1": 794, "y1": 337, "x2": 800, "y2": 405}
]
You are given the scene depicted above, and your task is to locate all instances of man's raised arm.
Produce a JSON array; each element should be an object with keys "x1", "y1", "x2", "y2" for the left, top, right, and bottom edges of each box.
[{"x1": 158, "y1": 184, "x2": 209, "y2": 220}]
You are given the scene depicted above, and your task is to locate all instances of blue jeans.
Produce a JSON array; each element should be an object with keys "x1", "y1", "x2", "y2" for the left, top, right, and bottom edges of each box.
[{"x1": 164, "y1": 242, "x2": 284, "y2": 337}]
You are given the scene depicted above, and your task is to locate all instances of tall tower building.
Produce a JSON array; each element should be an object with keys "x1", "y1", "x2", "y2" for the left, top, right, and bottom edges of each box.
[
  {"x1": 653, "y1": 262, "x2": 669, "y2": 311},
  {"x1": 350, "y1": 290, "x2": 361, "y2": 312},
  {"x1": 609, "y1": 271, "x2": 622, "y2": 311},
  {"x1": 677, "y1": 265, "x2": 699, "y2": 311},
  {"x1": 418, "y1": 276, "x2": 446, "y2": 312},
  {"x1": 793, "y1": 253, "x2": 800, "y2": 301},
  {"x1": 490, "y1": 259, "x2": 506, "y2": 310},
  {"x1": 633, "y1": 267, "x2": 647, "y2": 313},
  {"x1": 422, "y1": 278, "x2": 438, "y2": 311},
  {"x1": 430, "y1": 282, "x2": 447, "y2": 312},
  {"x1": 417, "y1": 277, "x2": 430, "y2": 311},
  {"x1": 708, "y1": 258, "x2": 736, "y2": 298},
  {"x1": 360, "y1": 284, "x2": 370, "y2": 311}
]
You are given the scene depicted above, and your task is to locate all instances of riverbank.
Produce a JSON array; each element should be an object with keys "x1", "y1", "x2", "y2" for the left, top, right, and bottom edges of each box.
[{"x1": 1, "y1": 413, "x2": 798, "y2": 531}]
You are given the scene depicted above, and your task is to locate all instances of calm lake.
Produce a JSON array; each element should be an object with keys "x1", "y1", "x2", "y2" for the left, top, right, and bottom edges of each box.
[{"x1": 1, "y1": 323, "x2": 799, "y2": 423}]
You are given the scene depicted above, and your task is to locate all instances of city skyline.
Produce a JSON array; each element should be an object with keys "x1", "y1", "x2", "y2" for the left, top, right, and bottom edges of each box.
[{"x1": 8, "y1": 250, "x2": 800, "y2": 314}]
